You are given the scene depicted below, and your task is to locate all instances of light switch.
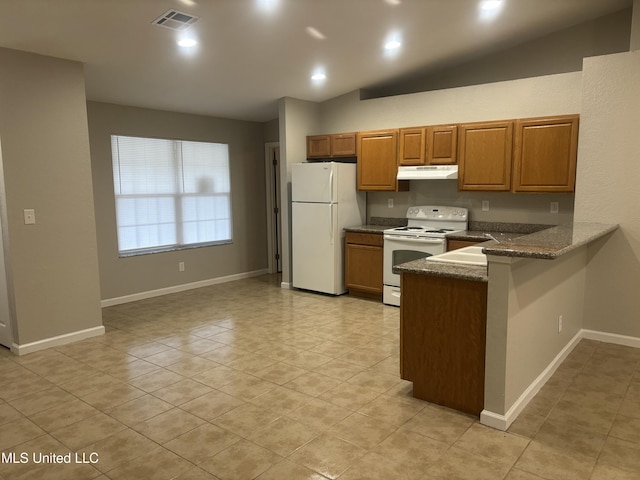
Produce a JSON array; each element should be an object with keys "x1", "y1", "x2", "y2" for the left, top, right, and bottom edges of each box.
[{"x1": 24, "y1": 209, "x2": 36, "y2": 225}]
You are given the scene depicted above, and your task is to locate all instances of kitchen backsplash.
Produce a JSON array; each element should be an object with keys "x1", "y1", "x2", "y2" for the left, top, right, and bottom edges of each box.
[{"x1": 366, "y1": 180, "x2": 574, "y2": 226}]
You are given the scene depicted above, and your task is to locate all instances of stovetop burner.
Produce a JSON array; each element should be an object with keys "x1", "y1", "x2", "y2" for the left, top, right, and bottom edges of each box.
[
  {"x1": 383, "y1": 205, "x2": 469, "y2": 238},
  {"x1": 387, "y1": 227, "x2": 456, "y2": 234}
]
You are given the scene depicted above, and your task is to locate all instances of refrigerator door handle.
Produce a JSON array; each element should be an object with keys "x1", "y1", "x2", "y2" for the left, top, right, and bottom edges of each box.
[
  {"x1": 330, "y1": 206, "x2": 334, "y2": 244},
  {"x1": 329, "y1": 169, "x2": 334, "y2": 200}
]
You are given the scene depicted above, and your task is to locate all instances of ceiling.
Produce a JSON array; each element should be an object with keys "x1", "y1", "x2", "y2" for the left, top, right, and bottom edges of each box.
[{"x1": 0, "y1": 0, "x2": 633, "y2": 122}]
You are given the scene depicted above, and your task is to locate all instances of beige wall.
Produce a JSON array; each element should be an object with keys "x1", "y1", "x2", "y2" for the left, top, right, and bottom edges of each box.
[
  {"x1": 318, "y1": 73, "x2": 582, "y2": 132},
  {"x1": 484, "y1": 248, "x2": 586, "y2": 424},
  {"x1": 574, "y1": 51, "x2": 640, "y2": 338},
  {"x1": 0, "y1": 48, "x2": 102, "y2": 345},
  {"x1": 263, "y1": 118, "x2": 279, "y2": 143},
  {"x1": 87, "y1": 102, "x2": 268, "y2": 301},
  {"x1": 278, "y1": 97, "x2": 320, "y2": 286}
]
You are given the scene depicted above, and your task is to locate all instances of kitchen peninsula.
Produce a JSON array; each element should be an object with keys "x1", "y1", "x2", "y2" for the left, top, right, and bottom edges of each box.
[{"x1": 395, "y1": 222, "x2": 618, "y2": 430}]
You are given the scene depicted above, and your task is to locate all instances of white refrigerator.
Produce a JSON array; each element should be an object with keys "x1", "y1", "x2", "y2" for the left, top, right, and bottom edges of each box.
[{"x1": 292, "y1": 162, "x2": 365, "y2": 295}]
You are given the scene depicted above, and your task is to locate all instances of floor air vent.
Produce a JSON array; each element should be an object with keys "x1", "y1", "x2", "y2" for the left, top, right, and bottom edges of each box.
[{"x1": 152, "y1": 9, "x2": 198, "y2": 31}]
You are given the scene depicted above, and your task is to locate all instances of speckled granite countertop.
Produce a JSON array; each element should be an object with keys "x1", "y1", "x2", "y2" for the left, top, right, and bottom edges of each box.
[
  {"x1": 395, "y1": 222, "x2": 618, "y2": 282},
  {"x1": 344, "y1": 216, "x2": 407, "y2": 234},
  {"x1": 344, "y1": 225, "x2": 388, "y2": 234},
  {"x1": 395, "y1": 260, "x2": 489, "y2": 282},
  {"x1": 482, "y1": 222, "x2": 618, "y2": 259},
  {"x1": 446, "y1": 221, "x2": 550, "y2": 243}
]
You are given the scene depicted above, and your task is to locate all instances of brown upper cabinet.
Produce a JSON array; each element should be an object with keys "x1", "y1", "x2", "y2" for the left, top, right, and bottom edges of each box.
[
  {"x1": 512, "y1": 115, "x2": 579, "y2": 193},
  {"x1": 458, "y1": 120, "x2": 514, "y2": 191},
  {"x1": 399, "y1": 125, "x2": 458, "y2": 166},
  {"x1": 307, "y1": 133, "x2": 357, "y2": 159},
  {"x1": 428, "y1": 125, "x2": 458, "y2": 165},
  {"x1": 399, "y1": 128, "x2": 426, "y2": 165},
  {"x1": 357, "y1": 129, "x2": 408, "y2": 192}
]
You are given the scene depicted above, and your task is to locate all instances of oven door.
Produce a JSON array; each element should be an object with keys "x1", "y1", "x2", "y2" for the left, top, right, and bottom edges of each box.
[{"x1": 383, "y1": 235, "x2": 445, "y2": 305}]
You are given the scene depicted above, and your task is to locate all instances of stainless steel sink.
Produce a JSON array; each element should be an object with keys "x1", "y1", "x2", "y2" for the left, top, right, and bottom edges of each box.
[{"x1": 427, "y1": 245, "x2": 487, "y2": 266}]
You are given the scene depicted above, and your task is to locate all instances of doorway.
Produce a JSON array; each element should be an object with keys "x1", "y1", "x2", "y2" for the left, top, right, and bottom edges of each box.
[
  {"x1": 0, "y1": 140, "x2": 14, "y2": 348},
  {"x1": 264, "y1": 142, "x2": 282, "y2": 274}
]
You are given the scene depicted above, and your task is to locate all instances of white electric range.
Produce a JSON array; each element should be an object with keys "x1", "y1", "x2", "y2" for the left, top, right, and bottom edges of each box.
[{"x1": 383, "y1": 205, "x2": 468, "y2": 306}]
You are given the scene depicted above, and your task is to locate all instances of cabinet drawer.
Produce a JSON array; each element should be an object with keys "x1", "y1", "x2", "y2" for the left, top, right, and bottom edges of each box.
[{"x1": 345, "y1": 231, "x2": 383, "y2": 247}]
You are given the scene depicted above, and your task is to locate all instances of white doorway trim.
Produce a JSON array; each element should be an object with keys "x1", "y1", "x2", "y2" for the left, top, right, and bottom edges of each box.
[
  {"x1": 0, "y1": 138, "x2": 17, "y2": 349},
  {"x1": 264, "y1": 142, "x2": 281, "y2": 274}
]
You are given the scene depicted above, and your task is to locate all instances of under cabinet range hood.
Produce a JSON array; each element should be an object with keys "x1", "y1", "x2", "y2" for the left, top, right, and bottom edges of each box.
[{"x1": 397, "y1": 165, "x2": 458, "y2": 180}]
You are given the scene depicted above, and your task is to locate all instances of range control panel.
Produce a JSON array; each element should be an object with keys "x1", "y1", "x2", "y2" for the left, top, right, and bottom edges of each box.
[{"x1": 406, "y1": 205, "x2": 468, "y2": 221}]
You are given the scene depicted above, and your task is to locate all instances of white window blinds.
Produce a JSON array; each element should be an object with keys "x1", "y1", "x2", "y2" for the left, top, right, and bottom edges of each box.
[{"x1": 111, "y1": 135, "x2": 232, "y2": 255}]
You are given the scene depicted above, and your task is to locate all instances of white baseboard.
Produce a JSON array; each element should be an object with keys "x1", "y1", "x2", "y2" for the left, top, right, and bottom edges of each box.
[
  {"x1": 581, "y1": 329, "x2": 640, "y2": 348},
  {"x1": 280, "y1": 282, "x2": 292, "y2": 289},
  {"x1": 101, "y1": 269, "x2": 269, "y2": 307},
  {"x1": 12, "y1": 326, "x2": 105, "y2": 356},
  {"x1": 481, "y1": 329, "x2": 584, "y2": 431}
]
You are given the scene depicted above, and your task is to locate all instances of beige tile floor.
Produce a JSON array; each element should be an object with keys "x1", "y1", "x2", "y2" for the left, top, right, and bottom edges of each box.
[{"x1": 0, "y1": 274, "x2": 639, "y2": 480}]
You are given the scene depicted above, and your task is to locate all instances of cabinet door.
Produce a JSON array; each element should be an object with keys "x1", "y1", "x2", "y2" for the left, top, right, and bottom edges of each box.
[
  {"x1": 399, "y1": 128, "x2": 426, "y2": 166},
  {"x1": 513, "y1": 115, "x2": 579, "y2": 192},
  {"x1": 307, "y1": 135, "x2": 331, "y2": 158},
  {"x1": 345, "y1": 243, "x2": 383, "y2": 293},
  {"x1": 331, "y1": 133, "x2": 357, "y2": 157},
  {"x1": 427, "y1": 125, "x2": 458, "y2": 165},
  {"x1": 458, "y1": 121, "x2": 514, "y2": 191},
  {"x1": 358, "y1": 129, "x2": 407, "y2": 191}
]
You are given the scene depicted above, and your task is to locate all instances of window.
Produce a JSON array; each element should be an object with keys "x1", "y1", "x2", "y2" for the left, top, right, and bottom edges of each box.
[{"x1": 111, "y1": 135, "x2": 232, "y2": 255}]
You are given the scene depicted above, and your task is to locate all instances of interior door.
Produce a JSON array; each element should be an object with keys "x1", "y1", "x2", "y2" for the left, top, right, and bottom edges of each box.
[{"x1": 264, "y1": 143, "x2": 282, "y2": 274}]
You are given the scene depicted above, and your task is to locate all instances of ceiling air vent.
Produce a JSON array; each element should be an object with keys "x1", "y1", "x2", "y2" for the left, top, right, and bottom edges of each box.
[{"x1": 152, "y1": 9, "x2": 198, "y2": 31}]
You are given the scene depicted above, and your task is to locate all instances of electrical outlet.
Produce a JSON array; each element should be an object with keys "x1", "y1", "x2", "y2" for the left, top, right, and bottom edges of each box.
[
  {"x1": 550, "y1": 202, "x2": 559, "y2": 214},
  {"x1": 482, "y1": 201, "x2": 489, "y2": 212},
  {"x1": 388, "y1": 198, "x2": 394, "y2": 208},
  {"x1": 558, "y1": 315, "x2": 563, "y2": 333},
  {"x1": 179, "y1": 262, "x2": 185, "y2": 272},
  {"x1": 24, "y1": 209, "x2": 36, "y2": 225}
]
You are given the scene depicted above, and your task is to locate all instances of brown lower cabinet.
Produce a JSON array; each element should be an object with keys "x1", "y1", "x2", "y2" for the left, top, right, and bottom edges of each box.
[
  {"x1": 400, "y1": 272, "x2": 487, "y2": 416},
  {"x1": 345, "y1": 231, "x2": 383, "y2": 301}
]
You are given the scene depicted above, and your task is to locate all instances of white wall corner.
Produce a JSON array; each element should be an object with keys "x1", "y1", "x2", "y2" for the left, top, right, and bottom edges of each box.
[{"x1": 482, "y1": 329, "x2": 583, "y2": 431}]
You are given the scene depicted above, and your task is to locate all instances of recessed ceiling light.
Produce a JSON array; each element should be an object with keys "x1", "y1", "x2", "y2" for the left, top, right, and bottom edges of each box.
[
  {"x1": 479, "y1": 0, "x2": 503, "y2": 20},
  {"x1": 256, "y1": 0, "x2": 279, "y2": 13},
  {"x1": 384, "y1": 39, "x2": 402, "y2": 50},
  {"x1": 480, "y1": 0, "x2": 502, "y2": 10},
  {"x1": 383, "y1": 32, "x2": 402, "y2": 57},
  {"x1": 311, "y1": 68, "x2": 327, "y2": 85},
  {"x1": 177, "y1": 38, "x2": 197, "y2": 47}
]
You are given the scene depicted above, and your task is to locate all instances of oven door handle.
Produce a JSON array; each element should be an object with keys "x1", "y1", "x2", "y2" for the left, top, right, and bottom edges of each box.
[{"x1": 384, "y1": 235, "x2": 444, "y2": 244}]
